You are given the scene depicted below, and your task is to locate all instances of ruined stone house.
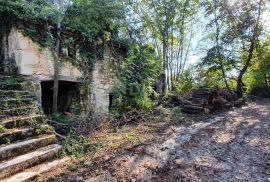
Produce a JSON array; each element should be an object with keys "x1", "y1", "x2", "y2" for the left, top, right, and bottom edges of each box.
[{"x1": 1, "y1": 27, "x2": 125, "y2": 118}]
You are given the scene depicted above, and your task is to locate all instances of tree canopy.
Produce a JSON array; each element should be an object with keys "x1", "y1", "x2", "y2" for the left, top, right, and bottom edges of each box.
[{"x1": 0, "y1": 0, "x2": 269, "y2": 109}]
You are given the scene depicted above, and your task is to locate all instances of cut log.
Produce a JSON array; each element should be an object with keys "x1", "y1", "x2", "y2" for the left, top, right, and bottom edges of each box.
[
  {"x1": 181, "y1": 105, "x2": 204, "y2": 114},
  {"x1": 170, "y1": 87, "x2": 245, "y2": 114}
]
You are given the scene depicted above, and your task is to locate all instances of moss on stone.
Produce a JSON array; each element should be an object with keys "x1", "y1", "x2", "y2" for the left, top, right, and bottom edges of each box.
[{"x1": 0, "y1": 125, "x2": 6, "y2": 133}]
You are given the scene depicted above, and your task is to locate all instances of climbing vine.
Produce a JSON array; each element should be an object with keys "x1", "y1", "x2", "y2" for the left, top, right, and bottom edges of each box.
[
  {"x1": 0, "y1": 0, "x2": 124, "y2": 71},
  {"x1": 0, "y1": 0, "x2": 125, "y2": 115}
]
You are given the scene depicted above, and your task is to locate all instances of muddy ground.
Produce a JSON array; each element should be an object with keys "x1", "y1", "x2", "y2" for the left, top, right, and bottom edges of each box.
[{"x1": 42, "y1": 100, "x2": 270, "y2": 182}]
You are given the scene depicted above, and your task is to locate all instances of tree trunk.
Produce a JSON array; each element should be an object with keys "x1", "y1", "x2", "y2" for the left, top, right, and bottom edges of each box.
[
  {"x1": 236, "y1": 41, "x2": 255, "y2": 97},
  {"x1": 162, "y1": 34, "x2": 168, "y2": 95},
  {"x1": 236, "y1": 0, "x2": 262, "y2": 97},
  {"x1": 214, "y1": 0, "x2": 230, "y2": 90},
  {"x1": 52, "y1": 0, "x2": 63, "y2": 113}
]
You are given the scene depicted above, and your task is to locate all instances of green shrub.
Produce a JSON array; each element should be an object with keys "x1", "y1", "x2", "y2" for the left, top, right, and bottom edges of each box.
[
  {"x1": 110, "y1": 42, "x2": 161, "y2": 112},
  {"x1": 4, "y1": 69, "x2": 22, "y2": 85},
  {"x1": 61, "y1": 132, "x2": 91, "y2": 158},
  {"x1": 174, "y1": 68, "x2": 194, "y2": 94},
  {"x1": 52, "y1": 113, "x2": 71, "y2": 123},
  {"x1": 172, "y1": 107, "x2": 186, "y2": 122},
  {"x1": 0, "y1": 125, "x2": 6, "y2": 133},
  {"x1": 35, "y1": 125, "x2": 55, "y2": 135}
]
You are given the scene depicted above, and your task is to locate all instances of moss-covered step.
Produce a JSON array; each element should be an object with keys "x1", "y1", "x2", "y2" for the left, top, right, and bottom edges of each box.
[
  {"x1": 0, "y1": 75, "x2": 22, "y2": 79},
  {"x1": 0, "y1": 81, "x2": 38, "y2": 92},
  {"x1": 0, "y1": 90, "x2": 33, "y2": 99},
  {"x1": 0, "y1": 144, "x2": 61, "y2": 180},
  {"x1": 0, "y1": 115, "x2": 43, "y2": 129},
  {"x1": 0, "y1": 105, "x2": 39, "y2": 118},
  {"x1": 0, "y1": 83, "x2": 24, "y2": 91},
  {"x1": 0, "y1": 125, "x2": 54, "y2": 145},
  {"x1": 0, "y1": 98, "x2": 36, "y2": 110},
  {"x1": 0, "y1": 128, "x2": 35, "y2": 145},
  {"x1": 0, "y1": 134, "x2": 56, "y2": 161},
  {"x1": 0, "y1": 76, "x2": 21, "y2": 83},
  {"x1": 0, "y1": 76, "x2": 11, "y2": 81}
]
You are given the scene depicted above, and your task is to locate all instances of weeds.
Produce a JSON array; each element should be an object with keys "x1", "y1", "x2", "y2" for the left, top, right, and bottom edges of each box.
[
  {"x1": 35, "y1": 124, "x2": 55, "y2": 135},
  {"x1": 123, "y1": 133, "x2": 136, "y2": 142},
  {"x1": 52, "y1": 113, "x2": 72, "y2": 123},
  {"x1": 4, "y1": 74, "x2": 22, "y2": 85},
  {"x1": 0, "y1": 125, "x2": 6, "y2": 133},
  {"x1": 172, "y1": 107, "x2": 186, "y2": 122},
  {"x1": 61, "y1": 132, "x2": 91, "y2": 158}
]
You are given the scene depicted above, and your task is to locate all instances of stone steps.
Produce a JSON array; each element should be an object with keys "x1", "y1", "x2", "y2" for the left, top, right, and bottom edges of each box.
[
  {"x1": 0, "y1": 76, "x2": 12, "y2": 81},
  {"x1": 0, "y1": 144, "x2": 61, "y2": 180},
  {"x1": 0, "y1": 134, "x2": 56, "y2": 161},
  {"x1": 0, "y1": 75, "x2": 22, "y2": 81},
  {"x1": 0, "y1": 83, "x2": 24, "y2": 91},
  {"x1": 0, "y1": 115, "x2": 43, "y2": 129},
  {"x1": 0, "y1": 98, "x2": 36, "y2": 110},
  {"x1": 2, "y1": 156, "x2": 69, "y2": 182},
  {"x1": 0, "y1": 106, "x2": 39, "y2": 118},
  {"x1": 0, "y1": 128, "x2": 36, "y2": 145},
  {"x1": 0, "y1": 75, "x2": 63, "y2": 181},
  {"x1": 0, "y1": 91, "x2": 30, "y2": 98},
  {"x1": 0, "y1": 95, "x2": 33, "y2": 100}
]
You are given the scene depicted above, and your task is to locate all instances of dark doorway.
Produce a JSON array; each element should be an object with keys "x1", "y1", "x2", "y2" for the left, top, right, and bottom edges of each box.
[
  {"x1": 109, "y1": 93, "x2": 114, "y2": 109},
  {"x1": 41, "y1": 81, "x2": 77, "y2": 114}
]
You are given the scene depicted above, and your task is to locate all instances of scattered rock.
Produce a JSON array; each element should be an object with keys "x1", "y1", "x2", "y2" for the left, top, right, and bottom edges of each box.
[{"x1": 175, "y1": 159, "x2": 184, "y2": 165}]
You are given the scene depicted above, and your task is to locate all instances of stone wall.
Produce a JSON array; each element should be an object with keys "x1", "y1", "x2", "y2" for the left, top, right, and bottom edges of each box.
[
  {"x1": 90, "y1": 44, "x2": 123, "y2": 118},
  {"x1": 2, "y1": 27, "x2": 124, "y2": 118},
  {"x1": 3, "y1": 28, "x2": 82, "y2": 81}
]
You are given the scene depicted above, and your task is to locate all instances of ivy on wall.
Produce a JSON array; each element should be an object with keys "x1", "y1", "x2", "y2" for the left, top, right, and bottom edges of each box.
[
  {"x1": 0, "y1": 0, "x2": 124, "y2": 73},
  {"x1": 0, "y1": 0, "x2": 126, "y2": 115}
]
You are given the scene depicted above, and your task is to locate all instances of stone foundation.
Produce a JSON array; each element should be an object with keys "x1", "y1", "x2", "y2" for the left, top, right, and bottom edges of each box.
[{"x1": 1, "y1": 27, "x2": 124, "y2": 118}]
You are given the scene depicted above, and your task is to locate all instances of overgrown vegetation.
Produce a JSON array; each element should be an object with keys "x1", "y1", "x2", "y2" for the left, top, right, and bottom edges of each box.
[
  {"x1": 111, "y1": 43, "x2": 161, "y2": 113},
  {"x1": 0, "y1": 0, "x2": 124, "y2": 94},
  {"x1": 60, "y1": 132, "x2": 92, "y2": 158},
  {"x1": 245, "y1": 35, "x2": 270, "y2": 97},
  {"x1": 0, "y1": 125, "x2": 6, "y2": 133},
  {"x1": 52, "y1": 113, "x2": 72, "y2": 123},
  {"x1": 35, "y1": 124, "x2": 55, "y2": 135},
  {"x1": 0, "y1": 0, "x2": 269, "y2": 163}
]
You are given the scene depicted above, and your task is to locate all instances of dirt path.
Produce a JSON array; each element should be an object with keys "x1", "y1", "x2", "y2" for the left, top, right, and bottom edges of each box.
[
  {"x1": 151, "y1": 101, "x2": 270, "y2": 182},
  {"x1": 48, "y1": 101, "x2": 270, "y2": 182}
]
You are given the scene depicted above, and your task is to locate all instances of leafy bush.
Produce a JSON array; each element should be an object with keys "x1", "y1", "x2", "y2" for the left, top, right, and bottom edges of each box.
[
  {"x1": 61, "y1": 132, "x2": 91, "y2": 158},
  {"x1": 111, "y1": 42, "x2": 161, "y2": 112},
  {"x1": 4, "y1": 75, "x2": 22, "y2": 85},
  {"x1": 52, "y1": 113, "x2": 71, "y2": 123},
  {"x1": 174, "y1": 67, "x2": 194, "y2": 94},
  {"x1": 249, "y1": 86, "x2": 270, "y2": 98},
  {"x1": 245, "y1": 36, "x2": 270, "y2": 97}
]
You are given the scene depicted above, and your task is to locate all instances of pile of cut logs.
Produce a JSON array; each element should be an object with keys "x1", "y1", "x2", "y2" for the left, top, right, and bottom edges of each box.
[{"x1": 170, "y1": 87, "x2": 245, "y2": 114}]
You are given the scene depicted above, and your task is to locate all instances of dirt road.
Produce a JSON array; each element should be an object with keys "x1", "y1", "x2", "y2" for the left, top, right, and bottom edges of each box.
[{"x1": 49, "y1": 101, "x2": 270, "y2": 182}]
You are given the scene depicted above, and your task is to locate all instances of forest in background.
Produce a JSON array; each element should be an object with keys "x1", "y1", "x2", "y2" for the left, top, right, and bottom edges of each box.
[
  {"x1": 0, "y1": 1, "x2": 270, "y2": 181},
  {"x1": 0, "y1": 0, "x2": 270, "y2": 112},
  {"x1": 0, "y1": 0, "x2": 269, "y2": 148}
]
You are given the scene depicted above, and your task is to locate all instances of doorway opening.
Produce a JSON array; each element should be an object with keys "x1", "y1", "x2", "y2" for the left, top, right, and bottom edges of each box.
[{"x1": 41, "y1": 81, "x2": 77, "y2": 114}]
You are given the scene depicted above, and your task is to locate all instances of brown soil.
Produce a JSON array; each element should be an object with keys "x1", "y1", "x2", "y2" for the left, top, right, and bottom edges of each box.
[{"x1": 40, "y1": 101, "x2": 270, "y2": 182}]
